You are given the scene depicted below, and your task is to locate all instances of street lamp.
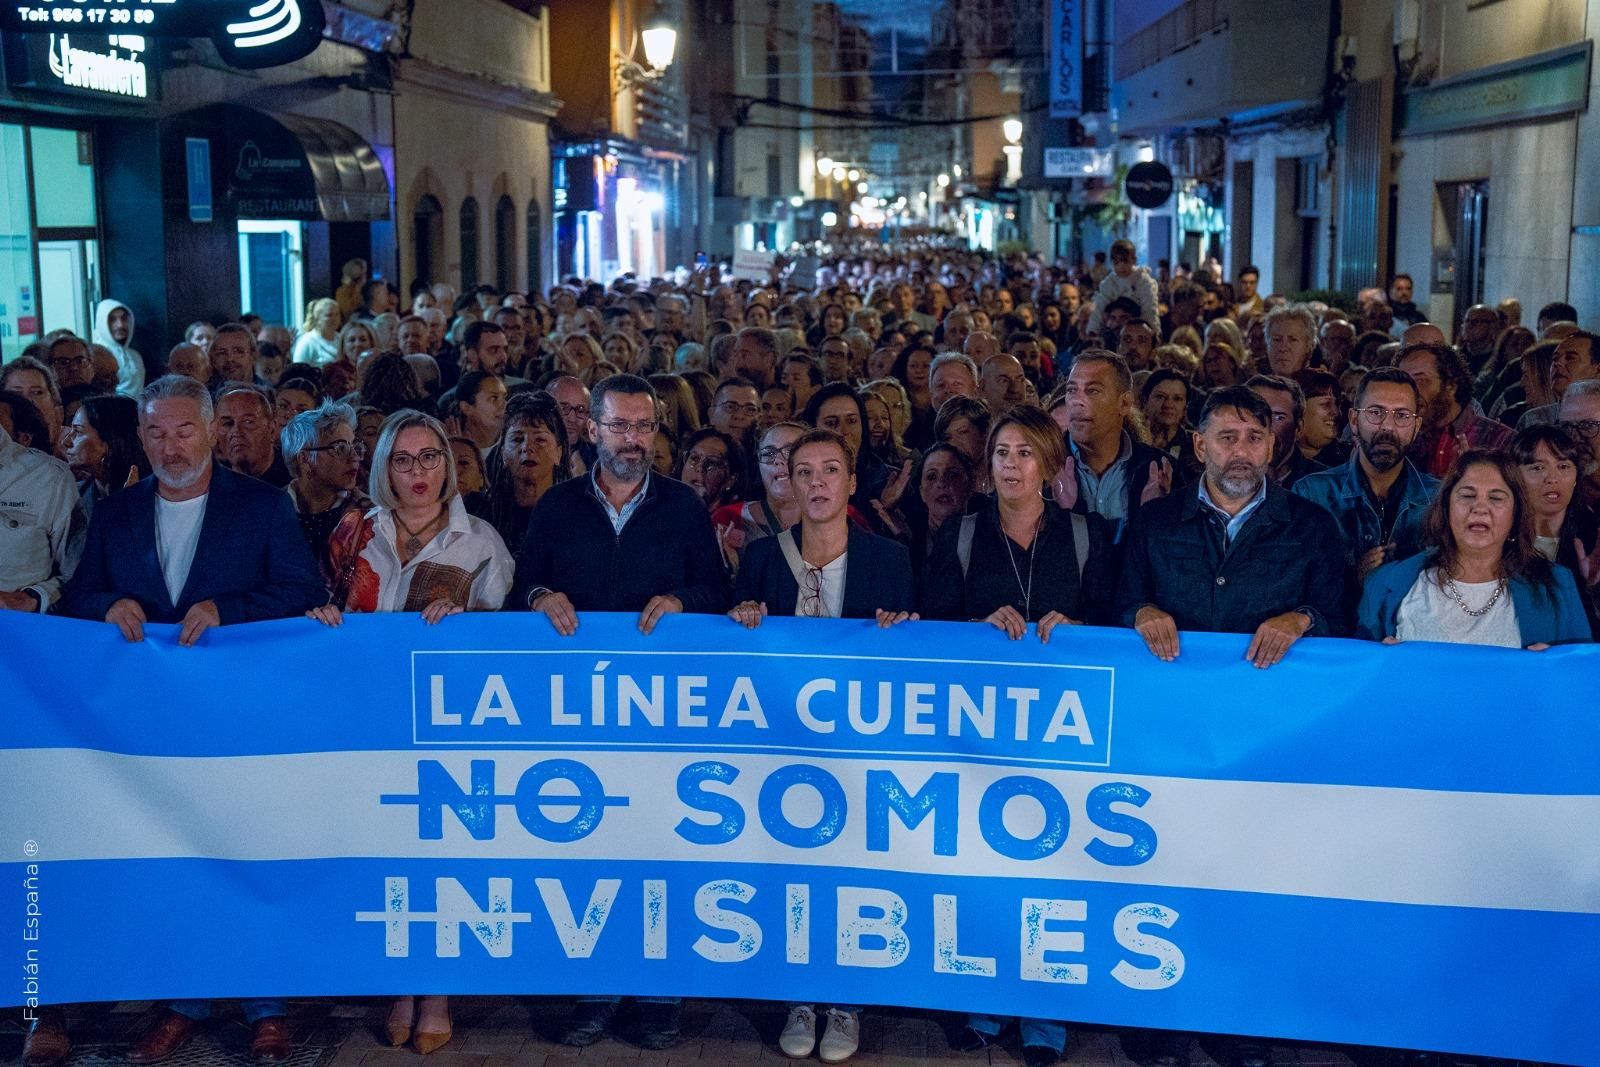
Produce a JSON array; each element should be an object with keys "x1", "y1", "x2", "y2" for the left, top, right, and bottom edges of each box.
[
  {"x1": 936, "y1": 173, "x2": 950, "y2": 188},
  {"x1": 847, "y1": 168, "x2": 860, "y2": 182},
  {"x1": 1003, "y1": 118, "x2": 1024, "y2": 145},
  {"x1": 789, "y1": 195, "x2": 804, "y2": 208},
  {"x1": 615, "y1": 7, "x2": 677, "y2": 88},
  {"x1": 832, "y1": 167, "x2": 847, "y2": 182},
  {"x1": 816, "y1": 156, "x2": 835, "y2": 178}
]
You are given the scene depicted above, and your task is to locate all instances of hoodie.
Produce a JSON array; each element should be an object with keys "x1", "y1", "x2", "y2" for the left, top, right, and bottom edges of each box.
[
  {"x1": 92, "y1": 298, "x2": 145, "y2": 397},
  {"x1": 1085, "y1": 266, "x2": 1161, "y2": 338}
]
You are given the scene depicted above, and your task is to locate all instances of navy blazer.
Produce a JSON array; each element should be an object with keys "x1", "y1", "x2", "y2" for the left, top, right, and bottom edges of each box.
[
  {"x1": 60, "y1": 465, "x2": 326, "y2": 625},
  {"x1": 733, "y1": 526, "x2": 915, "y2": 618}
]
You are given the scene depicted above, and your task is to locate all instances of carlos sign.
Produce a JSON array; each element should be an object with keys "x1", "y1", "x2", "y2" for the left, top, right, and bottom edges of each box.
[{"x1": 0, "y1": 0, "x2": 326, "y2": 69}]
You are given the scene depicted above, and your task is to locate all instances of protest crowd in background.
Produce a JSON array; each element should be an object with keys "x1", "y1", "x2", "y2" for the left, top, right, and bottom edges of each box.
[{"x1": 3, "y1": 238, "x2": 1597, "y2": 1067}]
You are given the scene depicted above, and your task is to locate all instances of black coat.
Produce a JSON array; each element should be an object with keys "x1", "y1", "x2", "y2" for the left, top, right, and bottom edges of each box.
[
  {"x1": 512, "y1": 473, "x2": 729, "y2": 613},
  {"x1": 921, "y1": 497, "x2": 1117, "y2": 624},
  {"x1": 733, "y1": 526, "x2": 915, "y2": 617},
  {"x1": 1116, "y1": 480, "x2": 1348, "y2": 636},
  {"x1": 60, "y1": 465, "x2": 325, "y2": 625}
]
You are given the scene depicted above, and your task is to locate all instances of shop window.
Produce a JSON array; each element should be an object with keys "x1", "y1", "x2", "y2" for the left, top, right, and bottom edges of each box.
[
  {"x1": 460, "y1": 197, "x2": 480, "y2": 290},
  {"x1": 526, "y1": 200, "x2": 542, "y2": 295},
  {"x1": 413, "y1": 195, "x2": 443, "y2": 289},
  {"x1": 0, "y1": 124, "x2": 37, "y2": 347},
  {"x1": 494, "y1": 196, "x2": 515, "y2": 293},
  {"x1": 30, "y1": 127, "x2": 96, "y2": 229}
]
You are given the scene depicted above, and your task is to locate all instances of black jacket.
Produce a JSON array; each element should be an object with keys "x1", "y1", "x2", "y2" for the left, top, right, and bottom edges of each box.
[
  {"x1": 513, "y1": 473, "x2": 729, "y2": 613},
  {"x1": 733, "y1": 526, "x2": 915, "y2": 617},
  {"x1": 1115, "y1": 480, "x2": 1347, "y2": 636},
  {"x1": 60, "y1": 465, "x2": 325, "y2": 625},
  {"x1": 921, "y1": 497, "x2": 1117, "y2": 624}
]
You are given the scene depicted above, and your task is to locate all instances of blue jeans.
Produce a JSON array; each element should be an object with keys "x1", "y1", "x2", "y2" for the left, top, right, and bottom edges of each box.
[
  {"x1": 966, "y1": 1014, "x2": 1067, "y2": 1054},
  {"x1": 170, "y1": 1000, "x2": 286, "y2": 1024}
]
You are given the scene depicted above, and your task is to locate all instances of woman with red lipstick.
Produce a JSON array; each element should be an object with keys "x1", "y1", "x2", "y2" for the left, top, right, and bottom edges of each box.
[
  {"x1": 1358, "y1": 450, "x2": 1592, "y2": 646},
  {"x1": 308, "y1": 409, "x2": 515, "y2": 1054}
]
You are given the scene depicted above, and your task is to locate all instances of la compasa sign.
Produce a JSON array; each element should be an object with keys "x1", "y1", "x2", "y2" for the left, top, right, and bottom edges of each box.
[{"x1": 0, "y1": 0, "x2": 326, "y2": 69}]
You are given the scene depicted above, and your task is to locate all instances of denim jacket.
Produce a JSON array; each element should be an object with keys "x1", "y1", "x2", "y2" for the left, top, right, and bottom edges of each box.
[{"x1": 1292, "y1": 453, "x2": 1438, "y2": 567}]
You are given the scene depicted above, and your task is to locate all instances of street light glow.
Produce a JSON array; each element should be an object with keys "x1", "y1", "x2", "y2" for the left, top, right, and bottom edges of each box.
[
  {"x1": 640, "y1": 20, "x2": 678, "y2": 71},
  {"x1": 816, "y1": 156, "x2": 834, "y2": 178},
  {"x1": 789, "y1": 195, "x2": 804, "y2": 207},
  {"x1": 821, "y1": 211, "x2": 838, "y2": 227},
  {"x1": 1003, "y1": 118, "x2": 1023, "y2": 144},
  {"x1": 937, "y1": 173, "x2": 950, "y2": 187}
]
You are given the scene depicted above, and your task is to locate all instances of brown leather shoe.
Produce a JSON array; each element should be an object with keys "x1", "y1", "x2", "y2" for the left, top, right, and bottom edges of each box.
[
  {"x1": 249, "y1": 1017, "x2": 293, "y2": 1063},
  {"x1": 23, "y1": 1008, "x2": 71, "y2": 1067},
  {"x1": 127, "y1": 1011, "x2": 199, "y2": 1064}
]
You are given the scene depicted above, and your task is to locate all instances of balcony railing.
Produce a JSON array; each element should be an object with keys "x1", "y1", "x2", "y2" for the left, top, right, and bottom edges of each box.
[{"x1": 1114, "y1": 0, "x2": 1231, "y2": 82}]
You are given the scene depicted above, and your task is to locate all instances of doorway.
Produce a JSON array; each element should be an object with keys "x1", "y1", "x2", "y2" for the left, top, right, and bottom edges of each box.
[
  {"x1": 238, "y1": 220, "x2": 304, "y2": 327},
  {"x1": 37, "y1": 238, "x2": 99, "y2": 339}
]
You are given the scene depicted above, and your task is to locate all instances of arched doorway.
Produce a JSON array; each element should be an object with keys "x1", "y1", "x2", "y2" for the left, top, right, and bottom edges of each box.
[{"x1": 412, "y1": 194, "x2": 444, "y2": 290}]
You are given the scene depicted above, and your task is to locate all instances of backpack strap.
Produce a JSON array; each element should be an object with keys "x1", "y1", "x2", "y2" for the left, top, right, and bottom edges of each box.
[{"x1": 776, "y1": 526, "x2": 808, "y2": 586}]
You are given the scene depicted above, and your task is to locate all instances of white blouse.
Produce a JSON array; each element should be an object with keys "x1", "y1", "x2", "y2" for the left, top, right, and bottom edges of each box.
[
  {"x1": 331, "y1": 494, "x2": 514, "y2": 614},
  {"x1": 1395, "y1": 568, "x2": 1521, "y2": 648}
]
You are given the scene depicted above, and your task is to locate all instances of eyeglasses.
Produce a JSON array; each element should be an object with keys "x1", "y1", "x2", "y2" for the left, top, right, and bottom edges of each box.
[
  {"x1": 306, "y1": 441, "x2": 366, "y2": 461},
  {"x1": 1562, "y1": 418, "x2": 1600, "y2": 439},
  {"x1": 598, "y1": 418, "x2": 658, "y2": 437},
  {"x1": 555, "y1": 403, "x2": 589, "y2": 420},
  {"x1": 757, "y1": 444, "x2": 794, "y2": 465},
  {"x1": 684, "y1": 452, "x2": 729, "y2": 473},
  {"x1": 800, "y1": 565, "x2": 824, "y2": 618},
  {"x1": 389, "y1": 448, "x2": 446, "y2": 472},
  {"x1": 51, "y1": 355, "x2": 90, "y2": 370},
  {"x1": 718, "y1": 401, "x2": 759, "y2": 416},
  {"x1": 1355, "y1": 406, "x2": 1420, "y2": 429}
]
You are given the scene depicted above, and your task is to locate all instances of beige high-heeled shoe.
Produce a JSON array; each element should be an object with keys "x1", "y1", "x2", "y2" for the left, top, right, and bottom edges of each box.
[
  {"x1": 385, "y1": 997, "x2": 415, "y2": 1048},
  {"x1": 411, "y1": 997, "x2": 451, "y2": 1055}
]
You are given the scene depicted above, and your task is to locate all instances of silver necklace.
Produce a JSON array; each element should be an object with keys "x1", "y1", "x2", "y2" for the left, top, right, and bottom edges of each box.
[
  {"x1": 1443, "y1": 576, "x2": 1506, "y2": 617},
  {"x1": 1001, "y1": 512, "x2": 1043, "y2": 617}
]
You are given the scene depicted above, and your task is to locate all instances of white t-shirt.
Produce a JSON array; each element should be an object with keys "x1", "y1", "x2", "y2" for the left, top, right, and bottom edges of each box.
[
  {"x1": 796, "y1": 553, "x2": 848, "y2": 619},
  {"x1": 155, "y1": 494, "x2": 208, "y2": 604},
  {"x1": 1395, "y1": 568, "x2": 1521, "y2": 648}
]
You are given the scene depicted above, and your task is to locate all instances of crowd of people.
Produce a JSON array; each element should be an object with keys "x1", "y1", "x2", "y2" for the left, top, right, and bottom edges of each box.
[{"x1": 4, "y1": 240, "x2": 1597, "y2": 1067}]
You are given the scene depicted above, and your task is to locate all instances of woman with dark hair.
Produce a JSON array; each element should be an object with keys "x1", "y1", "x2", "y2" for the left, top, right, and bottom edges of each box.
[
  {"x1": 359, "y1": 351, "x2": 433, "y2": 416},
  {"x1": 805, "y1": 302, "x2": 850, "y2": 348},
  {"x1": 452, "y1": 370, "x2": 508, "y2": 458},
  {"x1": 274, "y1": 377, "x2": 321, "y2": 431},
  {"x1": 1514, "y1": 424, "x2": 1599, "y2": 633},
  {"x1": 1358, "y1": 450, "x2": 1591, "y2": 646},
  {"x1": 1140, "y1": 368, "x2": 1199, "y2": 474},
  {"x1": 1477, "y1": 325, "x2": 1537, "y2": 410},
  {"x1": 803, "y1": 382, "x2": 891, "y2": 507},
  {"x1": 891, "y1": 340, "x2": 936, "y2": 447},
  {"x1": 1491, "y1": 339, "x2": 1557, "y2": 426},
  {"x1": 472, "y1": 391, "x2": 570, "y2": 550},
  {"x1": 678, "y1": 426, "x2": 744, "y2": 512},
  {"x1": 62, "y1": 394, "x2": 148, "y2": 520}
]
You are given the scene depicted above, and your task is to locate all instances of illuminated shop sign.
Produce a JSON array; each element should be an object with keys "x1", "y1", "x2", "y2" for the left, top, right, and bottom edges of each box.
[
  {"x1": 0, "y1": 0, "x2": 326, "y2": 69},
  {"x1": 4, "y1": 31, "x2": 160, "y2": 99}
]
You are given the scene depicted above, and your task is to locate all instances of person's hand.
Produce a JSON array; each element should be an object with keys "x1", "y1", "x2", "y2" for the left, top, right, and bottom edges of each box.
[
  {"x1": 178, "y1": 599, "x2": 221, "y2": 648},
  {"x1": 308, "y1": 604, "x2": 344, "y2": 628},
  {"x1": 532, "y1": 590, "x2": 578, "y2": 636},
  {"x1": 1050, "y1": 456, "x2": 1078, "y2": 510},
  {"x1": 439, "y1": 413, "x2": 464, "y2": 437},
  {"x1": 1526, "y1": 642, "x2": 1551, "y2": 652},
  {"x1": 421, "y1": 598, "x2": 463, "y2": 625},
  {"x1": 1575, "y1": 535, "x2": 1600, "y2": 587},
  {"x1": 106, "y1": 598, "x2": 146, "y2": 643},
  {"x1": 1134, "y1": 605, "x2": 1179, "y2": 661},
  {"x1": 1381, "y1": 635, "x2": 1401, "y2": 645},
  {"x1": 869, "y1": 499, "x2": 908, "y2": 538},
  {"x1": 716, "y1": 521, "x2": 746, "y2": 569},
  {"x1": 1037, "y1": 610, "x2": 1079, "y2": 644},
  {"x1": 123, "y1": 465, "x2": 141, "y2": 489},
  {"x1": 1139, "y1": 458, "x2": 1174, "y2": 506},
  {"x1": 1357, "y1": 545, "x2": 1391, "y2": 584},
  {"x1": 638, "y1": 594, "x2": 683, "y2": 635},
  {"x1": 729, "y1": 600, "x2": 767, "y2": 629},
  {"x1": 0, "y1": 589, "x2": 38, "y2": 612},
  {"x1": 879, "y1": 459, "x2": 913, "y2": 510},
  {"x1": 875, "y1": 608, "x2": 918, "y2": 628},
  {"x1": 1245, "y1": 611, "x2": 1311, "y2": 669},
  {"x1": 984, "y1": 605, "x2": 1028, "y2": 640}
]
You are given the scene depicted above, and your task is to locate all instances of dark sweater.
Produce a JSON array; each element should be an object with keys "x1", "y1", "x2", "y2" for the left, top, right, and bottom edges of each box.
[{"x1": 512, "y1": 472, "x2": 729, "y2": 613}]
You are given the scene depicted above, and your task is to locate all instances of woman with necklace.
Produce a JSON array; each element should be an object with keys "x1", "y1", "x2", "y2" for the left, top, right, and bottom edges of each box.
[
  {"x1": 1358, "y1": 450, "x2": 1590, "y2": 647},
  {"x1": 308, "y1": 409, "x2": 514, "y2": 1055},
  {"x1": 922, "y1": 405, "x2": 1115, "y2": 643},
  {"x1": 472, "y1": 392, "x2": 571, "y2": 552}
]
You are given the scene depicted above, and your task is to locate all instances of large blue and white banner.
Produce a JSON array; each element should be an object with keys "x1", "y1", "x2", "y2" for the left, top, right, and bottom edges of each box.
[{"x1": 2, "y1": 614, "x2": 1597, "y2": 1063}]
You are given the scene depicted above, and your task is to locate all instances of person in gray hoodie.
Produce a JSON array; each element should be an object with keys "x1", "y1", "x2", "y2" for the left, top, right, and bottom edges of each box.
[{"x1": 92, "y1": 298, "x2": 145, "y2": 397}]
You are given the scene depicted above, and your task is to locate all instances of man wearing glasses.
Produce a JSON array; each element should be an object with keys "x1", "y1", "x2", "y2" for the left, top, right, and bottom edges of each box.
[
  {"x1": 512, "y1": 373, "x2": 727, "y2": 1050},
  {"x1": 1295, "y1": 368, "x2": 1439, "y2": 622},
  {"x1": 1559, "y1": 378, "x2": 1600, "y2": 509},
  {"x1": 47, "y1": 335, "x2": 95, "y2": 389},
  {"x1": 281, "y1": 401, "x2": 370, "y2": 584}
]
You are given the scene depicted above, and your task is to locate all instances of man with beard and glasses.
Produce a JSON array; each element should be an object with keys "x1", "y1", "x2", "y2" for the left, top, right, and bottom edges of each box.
[
  {"x1": 1117, "y1": 385, "x2": 1347, "y2": 675},
  {"x1": 512, "y1": 375, "x2": 726, "y2": 1052},
  {"x1": 1295, "y1": 368, "x2": 1439, "y2": 625},
  {"x1": 1398, "y1": 341, "x2": 1512, "y2": 476}
]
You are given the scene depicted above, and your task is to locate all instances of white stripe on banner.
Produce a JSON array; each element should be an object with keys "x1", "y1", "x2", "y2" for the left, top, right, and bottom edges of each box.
[{"x1": 5, "y1": 748, "x2": 1597, "y2": 915}]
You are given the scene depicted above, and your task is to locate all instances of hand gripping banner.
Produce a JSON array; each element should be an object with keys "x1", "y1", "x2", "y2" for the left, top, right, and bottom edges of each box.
[{"x1": 2, "y1": 613, "x2": 1596, "y2": 1062}]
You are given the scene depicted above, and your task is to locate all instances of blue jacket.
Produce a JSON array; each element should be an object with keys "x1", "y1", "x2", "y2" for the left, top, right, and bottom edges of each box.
[
  {"x1": 1292, "y1": 454, "x2": 1438, "y2": 567},
  {"x1": 1356, "y1": 551, "x2": 1593, "y2": 646},
  {"x1": 733, "y1": 525, "x2": 915, "y2": 618},
  {"x1": 59, "y1": 465, "x2": 326, "y2": 625}
]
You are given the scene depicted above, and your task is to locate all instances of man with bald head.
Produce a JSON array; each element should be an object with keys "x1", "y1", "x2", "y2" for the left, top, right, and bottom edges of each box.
[
  {"x1": 166, "y1": 343, "x2": 209, "y2": 384},
  {"x1": 979, "y1": 353, "x2": 1026, "y2": 416},
  {"x1": 545, "y1": 375, "x2": 594, "y2": 474},
  {"x1": 1400, "y1": 322, "x2": 1447, "y2": 348},
  {"x1": 1456, "y1": 304, "x2": 1503, "y2": 376},
  {"x1": 964, "y1": 330, "x2": 999, "y2": 368}
]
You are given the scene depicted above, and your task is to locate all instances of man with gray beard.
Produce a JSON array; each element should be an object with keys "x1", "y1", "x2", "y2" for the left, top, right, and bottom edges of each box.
[{"x1": 1117, "y1": 386, "x2": 1347, "y2": 670}]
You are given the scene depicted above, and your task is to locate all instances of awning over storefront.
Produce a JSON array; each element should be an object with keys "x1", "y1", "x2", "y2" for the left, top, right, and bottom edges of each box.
[{"x1": 182, "y1": 104, "x2": 391, "y2": 222}]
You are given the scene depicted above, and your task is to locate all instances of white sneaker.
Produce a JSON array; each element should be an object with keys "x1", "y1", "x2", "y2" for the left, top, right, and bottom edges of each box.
[
  {"x1": 818, "y1": 1009, "x2": 860, "y2": 1064},
  {"x1": 780, "y1": 1005, "x2": 817, "y2": 1059}
]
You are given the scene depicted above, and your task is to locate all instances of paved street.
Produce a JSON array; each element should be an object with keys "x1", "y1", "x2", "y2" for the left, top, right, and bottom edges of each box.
[{"x1": 1, "y1": 1000, "x2": 1367, "y2": 1067}]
